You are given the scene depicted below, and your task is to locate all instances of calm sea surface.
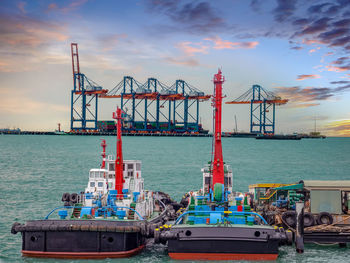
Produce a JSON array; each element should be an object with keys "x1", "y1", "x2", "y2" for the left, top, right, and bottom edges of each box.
[{"x1": 1, "y1": 135, "x2": 350, "y2": 262}]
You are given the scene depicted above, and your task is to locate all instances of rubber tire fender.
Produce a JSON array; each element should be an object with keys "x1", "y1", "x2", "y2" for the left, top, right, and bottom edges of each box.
[
  {"x1": 69, "y1": 193, "x2": 78, "y2": 203},
  {"x1": 282, "y1": 211, "x2": 296, "y2": 228},
  {"x1": 317, "y1": 212, "x2": 333, "y2": 225},
  {"x1": 62, "y1": 192, "x2": 70, "y2": 202},
  {"x1": 303, "y1": 212, "x2": 315, "y2": 227}
]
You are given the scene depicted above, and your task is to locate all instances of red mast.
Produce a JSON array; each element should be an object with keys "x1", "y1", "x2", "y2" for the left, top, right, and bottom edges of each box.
[
  {"x1": 212, "y1": 69, "x2": 225, "y2": 187},
  {"x1": 101, "y1": 139, "x2": 107, "y2": 169},
  {"x1": 113, "y1": 107, "x2": 124, "y2": 198}
]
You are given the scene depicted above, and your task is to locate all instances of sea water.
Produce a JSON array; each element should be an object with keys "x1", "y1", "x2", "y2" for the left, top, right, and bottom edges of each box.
[{"x1": 1, "y1": 135, "x2": 349, "y2": 262}]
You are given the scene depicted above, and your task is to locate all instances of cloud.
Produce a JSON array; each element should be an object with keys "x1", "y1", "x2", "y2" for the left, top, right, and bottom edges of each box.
[
  {"x1": 0, "y1": 88, "x2": 69, "y2": 115},
  {"x1": 296, "y1": 17, "x2": 331, "y2": 36},
  {"x1": 205, "y1": 36, "x2": 258, "y2": 50},
  {"x1": 324, "y1": 119, "x2": 350, "y2": 137},
  {"x1": 273, "y1": 83, "x2": 350, "y2": 108},
  {"x1": 273, "y1": 0, "x2": 297, "y2": 22},
  {"x1": 100, "y1": 34, "x2": 128, "y2": 51},
  {"x1": 176, "y1": 41, "x2": 209, "y2": 56},
  {"x1": 297, "y1": 74, "x2": 320, "y2": 81},
  {"x1": 0, "y1": 10, "x2": 69, "y2": 72},
  {"x1": 332, "y1": 18, "x2": 350, "y2": 28},
  {"x1": 291, "y1": 46, "x2": 303, "y2": 50},
  {"x1": 292, "y1": 18, "x2": 309, "y2": 26},
  {"x1": 47, "y1": 0, "x2": 88, "y2": 14},
  {"x1": 325, "y1": 57, "x2": 350, "y2": 72},
  {"x1": 309, "y1": 47, "x2": 321, "y2": 53},
  {"x1": 307, "y1": 3, "x2": 331, "y2": 14},
  {"x1": 318, "y1": 28, "x2": 350, "y2": 45},
  {"x1": 330, "y1": 80, "x2": 350, "y2": 84},
  {"x1": 0, "y1": 14, "x2": 68, "y2": 48},
  {"x1": 17, "y1": 2, "x2": 26, "y2": 14},
  {"x1": 327, "y1": 65, "x2": 350, "y2": 72},
  {"x1": 303, "y1": 115, "x2": 329, "y2": 121},
  {"x1": 163, "y1": 56, "x2": 199, "y2": 67},
  {"x1": 145, "y1": 1, "x2": 227, "y2": 34},
  {"x1": 250, "y1": 0, "x2": 262, "y2": 13}
]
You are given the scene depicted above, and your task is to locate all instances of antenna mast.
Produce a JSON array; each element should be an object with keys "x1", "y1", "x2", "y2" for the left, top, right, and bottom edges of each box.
[
  {"x1": 113, "y1": 107, "x2": 124, "y2": 198},
  {"x1": 212, "y1": 69, "x2": 225, "y2": 187}
]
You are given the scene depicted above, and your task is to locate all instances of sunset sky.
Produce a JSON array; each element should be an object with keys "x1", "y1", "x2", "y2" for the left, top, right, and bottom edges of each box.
[{"x1": 0, "y1": 0, "x2": 350, "y2": 136}]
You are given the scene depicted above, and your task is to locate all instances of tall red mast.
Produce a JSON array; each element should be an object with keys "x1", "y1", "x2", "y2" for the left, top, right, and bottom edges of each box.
[
  {"x1": 212, "y1": 69, "x2": 225, "y2": 187},
  {"x1": 113, "y1": 107, "x2": 124, "y2": 198},
  {"x1": 101, "y1": 139, "x2": 107, "y2": 169}
]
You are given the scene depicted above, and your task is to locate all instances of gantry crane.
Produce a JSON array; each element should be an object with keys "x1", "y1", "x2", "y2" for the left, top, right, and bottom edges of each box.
[
  {"x1": 100, "y1": 77, "x2": 211, "y2": 133},
  {"x1": 69, "y1": 43, "x2": 210, "y2": 133},
  {"x1": 70, "y1": 43, "x2": 108, "y2": 131},
  {"x1": 226, "y1": 85, "x2": 288, "y2": 134}
]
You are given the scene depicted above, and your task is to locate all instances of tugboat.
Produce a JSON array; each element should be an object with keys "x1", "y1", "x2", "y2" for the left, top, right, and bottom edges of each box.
[
  {"x1": 155, "y1": 70, "x2": 289, "y2": 260},
  {"x1": 11, "y1": 107, "x2": 174, "y2": 259}
]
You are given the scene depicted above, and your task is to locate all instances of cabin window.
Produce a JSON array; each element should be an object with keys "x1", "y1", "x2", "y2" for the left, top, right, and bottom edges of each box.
[
  {"x1": 136, "y1": 163, "x2": 141, "y2": 171},
  {"x1": 108, "y1": 174, "x2": 113, "y2": 179},
  {"x1": 123, "y1": 164, "x2": 125, "y2": 171},
  {"x1": 109, "y1": 163, "x2": 115, "y2": 171},
  {"x1": 128, "y1": 164, "x2": 133, "y2": 170},
  {"x1": 128, "y1": 171, "x2": 133, "y2": 177},
  {"x1": 205, "y1": 177, "x2": 211, "y2": 185},
  {"x1": 224, "y1": 177, "x2": 228, "y2": 186},
  {"x1": 89, "y1": 173, "x2": 94, "y2": 178},
  {"x1": 98, "y1": 182, "x2": 103, "y2": 188},
  {"x1": 90, "y1": 182, "x2": 95, "y2": 187},
  {"x1": 229, "y1": 177, "x2": 232, "y2": 186}
]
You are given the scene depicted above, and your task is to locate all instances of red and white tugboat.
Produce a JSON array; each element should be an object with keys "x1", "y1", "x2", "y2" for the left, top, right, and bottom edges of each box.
[
  {"x1": 155, "y1": 70, "x2": 289, "y2": 260},
  {"x1": 11, "y1": 107, "x2": 174, "y2": 259}
]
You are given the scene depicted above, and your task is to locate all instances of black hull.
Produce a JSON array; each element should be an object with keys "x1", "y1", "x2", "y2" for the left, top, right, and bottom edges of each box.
[
  {"x1": 159, "y1": 226, "x2": 285, "y2": 260},
  {"x1": 12, "y1": 220, "x2": 145, "y2": 258}
]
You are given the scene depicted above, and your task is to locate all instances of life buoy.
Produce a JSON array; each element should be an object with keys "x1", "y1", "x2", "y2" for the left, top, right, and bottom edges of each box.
[
  {"x1": 303, "y1": 212, "x2": 315, "y2": 227},
  {"x1": 282, "y1": 211, "x2": 296, "y2": 228},
  {"x1": 317, "y1": 212, "x2": 333, "y2": 225}
]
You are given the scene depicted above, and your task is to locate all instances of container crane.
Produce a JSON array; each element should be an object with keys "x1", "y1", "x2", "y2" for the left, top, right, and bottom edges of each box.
[
  {"x1": 226, "y1": 85, "x2": 288, "y2": 134},
  {"x1": 70, "y1": 43, "x2": 108, "y2": 131}
]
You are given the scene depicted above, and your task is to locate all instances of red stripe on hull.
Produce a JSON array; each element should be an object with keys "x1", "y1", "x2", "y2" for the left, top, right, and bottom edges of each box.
[
  {"x1": 169, "y1": 252, "x2": 278, "y2": 261},
  {"x1": 22, "y1": 245, "x2": 144, "y2": 259}
]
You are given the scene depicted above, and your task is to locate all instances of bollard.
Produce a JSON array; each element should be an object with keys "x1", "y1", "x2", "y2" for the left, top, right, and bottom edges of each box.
[{"x1": 295, "y1": 201, "x2": 304, "y2": 253}]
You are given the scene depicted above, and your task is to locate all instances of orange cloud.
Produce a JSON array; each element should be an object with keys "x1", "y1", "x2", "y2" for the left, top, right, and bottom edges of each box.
[
  {"x1": 309, "y1": 47, "x2": 320, "y2": 53},
  {"x1": 0, "y1": 14, "x2": 68, "y2": 48},
  {"x1": 164, "y1": 57, "x2": 199, "y2": 67},
  {"x1": 205, "y1": 36, "x2": 258, "y2": 50},
  {"x1": 326, "y1": 65, "x2": 350, "y2": 72},
  {"x1": 47, "y1": 0, "x2": 88, "y2": 13},
  {"x1": 176, "y1": 41, "x2": 209, "y2": 56},
  {"x1": 0, "y1": 12, "x2": 69, "y2": 72},
  {"x1": 297, "y1": 74, "x2": 320, "y2": 80},
  {"x1": 302, "y1": 39, "x2": 325, "y2": 45},
  {"x1": 324, "y1": 120, "x2": 350, "y2": 137}
]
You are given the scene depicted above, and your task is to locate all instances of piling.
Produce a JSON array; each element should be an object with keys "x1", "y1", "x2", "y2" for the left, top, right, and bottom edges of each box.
[{"x1": 295, "y1": 201, "x2": 304, "y2": 253}]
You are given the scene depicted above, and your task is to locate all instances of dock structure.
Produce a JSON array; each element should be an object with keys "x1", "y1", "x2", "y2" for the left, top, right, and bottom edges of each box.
[
  {"x1": 69, "y1": 43, "x2": 210, "y2": 134},
  {"x1": 226, "y1": 85, "x2": 288, "y2": 135}
]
